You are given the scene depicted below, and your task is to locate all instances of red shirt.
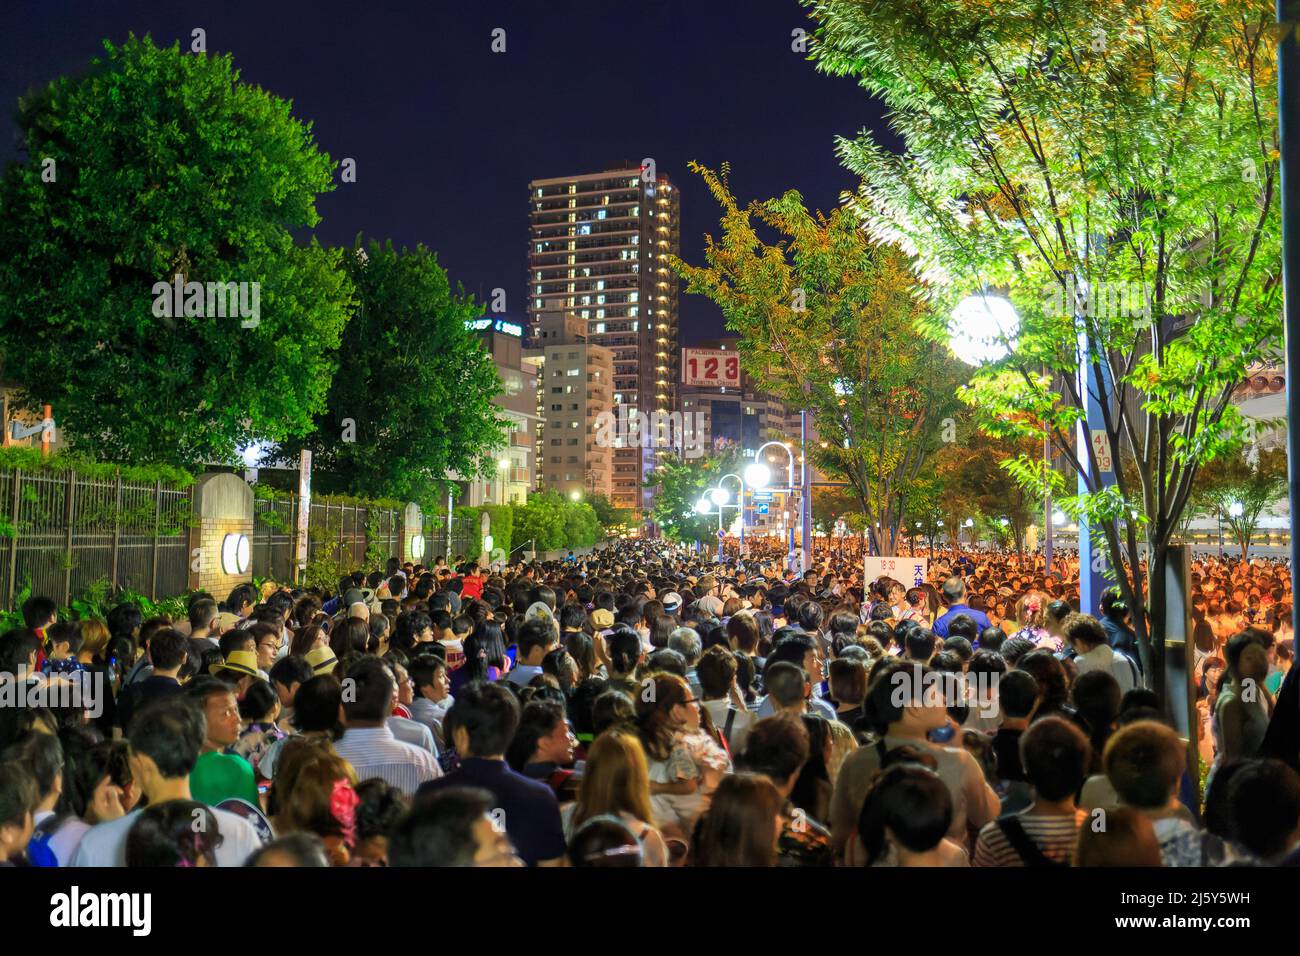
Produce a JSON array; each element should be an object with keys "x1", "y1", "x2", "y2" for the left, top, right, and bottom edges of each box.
[{"x1": 461, "y1": 575, "x2": 485, "y2": 600}]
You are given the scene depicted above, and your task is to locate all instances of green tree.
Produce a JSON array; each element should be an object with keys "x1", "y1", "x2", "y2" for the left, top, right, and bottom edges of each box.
[
  {"x1": 0, "y1": 35, "x2": 352, "y2": 465},
  {"x1": 588, "y1": 492, "x2": 634, "y2": 537},
  {"x1": 512, "y1": 491, "x2": 567, "y2": 553},
  {"x1": 668, "y1": 163, "x2": 966, "y2": 556},
  {"x1": 643, "y1": 446, "x2": 744, "y2": 546},
  {"x1": 1191, "y1": 447, "x2": 1286, "y2": 559},
  {"x1": 279, "y1": 238, "x2": 507, "y2": 502},
  {"x1": 808, "y1": 0, "x2": 1281, "y2": 695}
]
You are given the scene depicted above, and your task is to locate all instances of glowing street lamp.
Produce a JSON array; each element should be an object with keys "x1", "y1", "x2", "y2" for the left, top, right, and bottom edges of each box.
[
  {"x1": 1227, "y1": 501, "x2": 1245, "y2": 519},
  {"x1": 948, "y1": 294, "x2": 1019, "y2": 367},
  {"x1": 744, "y1": 462, "x2": 772, "y2": 490},
  {"x1": 709, "y1": 487, "x2": 730, "y2": 507}
]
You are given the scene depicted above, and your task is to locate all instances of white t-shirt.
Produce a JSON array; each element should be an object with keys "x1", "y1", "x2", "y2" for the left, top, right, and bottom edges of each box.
[
  {"x1": 69, "y1": 805, "x2": 264, "y2": 867},
  {"x1": 45, "y1": 818, "x2": 92, "y2": 866}
]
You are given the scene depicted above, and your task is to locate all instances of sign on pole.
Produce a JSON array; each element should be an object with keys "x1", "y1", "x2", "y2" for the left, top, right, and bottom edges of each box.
[
  {"x1": 1090, "y1": 430, "x2": 1113, "y2": 474},
  {"x1": 863, "y1": 555, "x2": 929, "y2": 589},
  {"x1": 295, "y1": 450, "x2": 312, "y2": 581},
  {"x1": 682, "y1": 348, "x2": 741, "y2": 388}
]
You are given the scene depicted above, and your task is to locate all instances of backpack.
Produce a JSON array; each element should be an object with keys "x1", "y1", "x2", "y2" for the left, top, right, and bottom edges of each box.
[{"x1": 996, "y1": 815, "x2": 1067, "y2": 868}]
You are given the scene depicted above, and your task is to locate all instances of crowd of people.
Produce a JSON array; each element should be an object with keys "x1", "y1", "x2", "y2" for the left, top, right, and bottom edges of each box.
[{"x1": 0, "y1": 537, "x2": 1298, "y2": 868}]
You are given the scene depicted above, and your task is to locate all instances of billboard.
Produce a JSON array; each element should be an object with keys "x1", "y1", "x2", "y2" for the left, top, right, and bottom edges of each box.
[
  {"x1": 682, "y1": 348, "x2": 740, "y2": 388},
  {"x1": 863, "y1": 556, "x2": 929, "y2": 589}
]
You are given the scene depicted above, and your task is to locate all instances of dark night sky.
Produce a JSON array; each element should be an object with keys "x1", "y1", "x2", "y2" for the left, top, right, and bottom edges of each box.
[{"x1": 0, "y1": 0, "x2": 895, "y2": 343}]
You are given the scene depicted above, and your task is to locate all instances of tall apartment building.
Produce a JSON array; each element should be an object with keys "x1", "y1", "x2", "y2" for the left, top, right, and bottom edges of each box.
[
  {"x1": 524, "y1": 312, "x2": 614, "y2": 503},
  {"x1": 527, "y1": 164, "x2": 680, "y2": 514}
]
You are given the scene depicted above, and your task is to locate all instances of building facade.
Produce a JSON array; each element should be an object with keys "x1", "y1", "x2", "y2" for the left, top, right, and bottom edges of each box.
[
  {"x1": 460, "y1": 317, "x2": 540, "y2": 507},
  {"x1": 525, "y1": 312, "x2": 614, "y2": 503},
  {"x1": 527, "y1": 164, "x2": 680, "y2": 514}
]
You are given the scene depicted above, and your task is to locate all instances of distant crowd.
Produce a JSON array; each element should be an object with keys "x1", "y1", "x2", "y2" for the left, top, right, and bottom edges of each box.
[{"x1": 0, "y1": 538, "x2": 1298, "y2": 868}]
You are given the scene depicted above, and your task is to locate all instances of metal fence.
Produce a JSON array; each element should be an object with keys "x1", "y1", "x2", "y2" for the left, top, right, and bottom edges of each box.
[
  {"x1": 251, "y1": 495, "x2": 404, "y2": 585},
  {"x1": 0, "y1": 468, "x2": 191, "y2": 609},
  {"x1": 1, "y1": 469, "x2": 480, "y2": 610}
]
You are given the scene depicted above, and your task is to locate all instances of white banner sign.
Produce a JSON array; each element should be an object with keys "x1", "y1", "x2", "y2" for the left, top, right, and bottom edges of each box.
[{"x1": 863, "y1": 556, "x2": 929, "y2": 589}]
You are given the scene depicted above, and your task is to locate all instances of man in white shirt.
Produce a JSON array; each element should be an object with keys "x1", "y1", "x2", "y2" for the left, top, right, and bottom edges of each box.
[
  {"x1": 71, "y1": 697, "x2": 263, "y2": 867},
  {"x1": 1065, "y1": 613, "x2": 1137, "y2": 693},
  {"x1": 333, "y1": 658, "x2": 440, "y2": 797},
  {"x1": 505, "y1": 619, "x2": 559, "y2": 689}
]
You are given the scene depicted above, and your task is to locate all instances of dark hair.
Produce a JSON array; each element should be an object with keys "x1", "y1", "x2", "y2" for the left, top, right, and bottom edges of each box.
[
  {"x1": 445, "y1": 682, "x2": 520, "y2": 758},
  {"x1": 239, "y1": 679, "x2": 281, "y2": 722},
  {"x1": 978, "y1": 626, "x2": 1006, "y2": 652},
  {"x1": 506, "y1": 700, "x2": 566, "y2": 772},
  {"x1": 107, "y1": 603, "x2": 144, "y2": 643},
  {"x1": 691, "y1": 773, "x2": 783, "y2": 868},
  {"x1": 1226, "y1": 758, "x2": 1300, "y2": 859},
  {"x1": 946, "y1": 614, "x2": 979, "y2": 643},
  {"x1": 188, "y1": 597, "x2": 218, "y2": 632},
  {"x1": 737, "y1": 714, "x2": 809, "y2": 784},
  {"x1": 393, "y1": 787, "x2": 496, "y2": 867},
  {"x1": 408, "y1": 653, "x2": 447, "y2": 694},
  {"x1": 341, "y1": 657, "x2": 396, "y2": 723},
  {"x1": 246, "y1": 833, "x2": 331, "y2": 867},
  {"x1": 353, "y1": 778, "x2": 408, "y2": 843},
  {"x1": 21, "y1": 595, "x2": 57, "y2": 630},
  {"x1": 998, "y1": 669, "x2": 1040, "y2": 719},
  {"x1": 568, "y1": 813, "x2": 644, "y2": 868},
  {"x1": 905, "y1": 628, "x2": 937, "y2": 661},
  {"x1": 292, "y1": 675, "x2": 344, "y2": 736},
  {"x1": 1020, "y1": 716, "x2": 1091, "y2": 801},
  {"x1": 591, "y1": 690, "x2": 636, "y2": 737},
  {"x1": 55, "y1": 732, "x2": 128, "y2": 821},
  {"x1": 1017, "y1": 650, "x2": 1070, "y2": 714},
  {"x1": 2, "y1": 731, "x2": 63, "y2": 800},
  {"x1": 606, "y1": 627, "x2": 642, "y2": 675},
  {"x1": 128, "y1": 697, "x2": 207, "y2": 779},
  {"x1": 517, "y1": 618, "x2": 557, "y2": 660},
  {"x1": 645, "y1": 647, "x2": 687, "y2": 678},
  {"x1": 149, "y1": 628, "x2": 189, "y2": 671},
  {"x1": 126, "y1": 799, "x2": 221, "y2": 867},
  {"x1": 1000, "y1": 636, "x2": 1037, "y2": 666},
  {"x1": 697, "y1": 645, "x2": 738, "y2": 699},
  {"x1": 0, "y1": 628, "x2": 42, "y2": 677},
  {"x1": 857, "y1": 764, "x2": 952, "y2": 864},
  {"x1": 270, "y1": 654, "x2": 314, "y2": 692},
  {"x1": 462, "y1": 622, "x2": 508, "y2": 683}
]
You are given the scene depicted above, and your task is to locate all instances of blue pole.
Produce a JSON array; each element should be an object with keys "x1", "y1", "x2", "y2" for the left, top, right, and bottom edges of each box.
[{"x1": 1077, "y1": 321, "x2": 1117, "y2": 616}]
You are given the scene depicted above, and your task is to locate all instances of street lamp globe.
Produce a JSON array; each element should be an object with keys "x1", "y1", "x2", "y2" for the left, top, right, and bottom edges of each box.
[
  {"x1": 999, "y1": 517, "x2": 1009, "y2": 527},
  {"x1": 1227, "y1": 501, "x2": 1244, "y2": 519},
  {"x1": 744, "y1": 462, "x2": 771, "y2": 489},
  {"x1": 964, "y1": 518, "x2": 974, "y2": 528},
  {"x1": 709, "y1": 487, "x2": 730, "y2": 507},
  {"x1": 695, "y1": 498, "x2": 713, "y2": 515},
  {"x1": 949, "y1": 294, "x2": 1020, "y2": 366},
  {"x1": 1052, "y1": 509, "x2": 1067, "y2": 527},
  {"x1": 937, "y1": 520, "x2": 944, "y2": 527},
  {"x1": 569, "y1": 490, "x2": 582, "y2": 502}
]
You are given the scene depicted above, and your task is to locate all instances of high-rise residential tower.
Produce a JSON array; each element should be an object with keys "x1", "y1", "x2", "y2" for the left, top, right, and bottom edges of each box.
[{"x1": 527, "y1": 164, "x2": 680, "y2": 516}]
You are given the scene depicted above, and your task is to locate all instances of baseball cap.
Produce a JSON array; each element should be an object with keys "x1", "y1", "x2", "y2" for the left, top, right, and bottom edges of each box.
[{"x1": 343, "y1": 588, "x2": 365, "y2": 608}]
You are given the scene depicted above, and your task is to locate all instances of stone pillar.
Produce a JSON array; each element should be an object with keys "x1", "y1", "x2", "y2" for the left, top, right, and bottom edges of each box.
[
  {"x1": 188, "y1": 472, "x2": 254, "y2": 594},
  {"x1": 402, "y1": 502, "x2": 425, "y2": 564}
]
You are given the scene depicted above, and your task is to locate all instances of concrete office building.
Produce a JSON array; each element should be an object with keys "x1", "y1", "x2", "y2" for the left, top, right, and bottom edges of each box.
[
  {"x1": 525, "y1": 312, "x2": 614, "y2": 503},
  {"x1": 460, "y1": 316, "x2": 541, "y2": 507},
  {"x1": 527, "y1": 164, "x2": 680, "y2": 514}
]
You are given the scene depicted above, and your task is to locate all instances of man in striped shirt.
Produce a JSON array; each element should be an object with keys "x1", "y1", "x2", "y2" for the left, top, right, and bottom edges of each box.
[
  {"x1": 334, "y1": 657, "x2": 440, "y2": 797},
  {"x1": 973, "y1": 716, "x2": 1089, "y2": 866}
]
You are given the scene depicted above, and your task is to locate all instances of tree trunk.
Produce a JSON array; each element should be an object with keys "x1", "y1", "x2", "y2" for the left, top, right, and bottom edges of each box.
[{"x1": 1144, "y1": 545, "x2": 1169, "y2": 705}]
